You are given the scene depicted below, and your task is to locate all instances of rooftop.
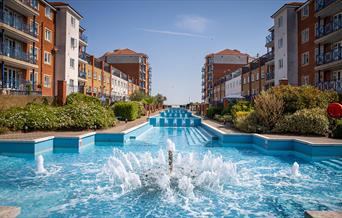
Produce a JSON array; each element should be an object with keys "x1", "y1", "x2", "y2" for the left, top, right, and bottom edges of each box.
[{"x1": 101, "y1": 48, "x2": 148, "y2": 58}]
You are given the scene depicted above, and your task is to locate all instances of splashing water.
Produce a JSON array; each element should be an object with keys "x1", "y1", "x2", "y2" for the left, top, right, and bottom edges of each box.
[
  {"x1": 36, "y1": 155, "x2": 47, "y2": 174},
  {"x1": 99, "y1": 147, "x2": 238, "y2": 198},
  {"x1": 291, "y1": 162, "x2": 300, "y2": 177}
]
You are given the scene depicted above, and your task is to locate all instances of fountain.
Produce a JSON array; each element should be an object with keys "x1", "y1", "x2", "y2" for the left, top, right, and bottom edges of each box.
[
  {"x1": 291, "y1": 162, "x2": 300, "y2": 177},
  {"x1": 36, "y1": 155, "x2": 47, "y2": 174},
  {"x1": 99, "y1": 139, "x2": 238, "y2": 196},
  {"x1": 167, "y1": 139, "x2": 175, "y2": 174}
]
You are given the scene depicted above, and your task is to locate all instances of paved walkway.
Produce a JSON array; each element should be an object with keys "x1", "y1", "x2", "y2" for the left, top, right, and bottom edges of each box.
[
  {"x1": 202, "y1": 119, "x2": 342, "y2": 144},
  {"x1": 0, "y1": 111, "x2": 160, "y2": 141}
]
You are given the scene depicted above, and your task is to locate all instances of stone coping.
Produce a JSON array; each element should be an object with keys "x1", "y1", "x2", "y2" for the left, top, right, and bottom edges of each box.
[
  {"x1": 0, "y1": 206, "x2": 21, "y2": 218},
  {"x1": 304, "y1": 211, "x2": 342, "y2": 218}
]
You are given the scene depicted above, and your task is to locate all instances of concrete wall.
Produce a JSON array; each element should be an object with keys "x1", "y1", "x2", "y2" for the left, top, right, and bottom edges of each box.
[
  {"x1": 0, "y1": 96, "x2": 55, "y2": 110},
  {"x1": 213, "y1": 54, "x2": 248, "y2": 65},
  {"x1": 225, "y1": 75, "x2": 241, "y2": 97}
]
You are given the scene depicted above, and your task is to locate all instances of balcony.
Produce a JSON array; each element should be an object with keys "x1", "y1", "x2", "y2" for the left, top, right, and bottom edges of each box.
[
  {"x1": 316, "y1": 80, "x2": 342, "y2": 93},
  {"x1": 78, "y1": 71, "x2": 87, "y2": 80},
  {"x1": 0, "y1": 79, "x2": 41, "y2": 95},
  {"x1": 78, "y1": 52, "x2": 87, "y2": 64},
  {"x1": 266, "y1": 71, "x2": 275, "y2": 81},
  {"x1": 0, "y1": 43, "x2": 38, "y2": 69},
  {"x1": 315, "y1": 47, "x2": 342, "y2": 71},
  {"x1": 6, "y1": 0, "x2": 39, "y2": 17},
  {"x1": 265, "y1": 32, "x2": 274, "y2": 48},
  {"x1": 0, "y1": 11, "x2": 38, "y2": 42},
  {"x1": 315, "y1": 20, "x2": 342, "y2": 44},
  {"x1": 79, "y1": 34, "x2": 88, "y2": 46},
  {"x1": 315, "y1": 0, "x2": 342, "y2": 17}
]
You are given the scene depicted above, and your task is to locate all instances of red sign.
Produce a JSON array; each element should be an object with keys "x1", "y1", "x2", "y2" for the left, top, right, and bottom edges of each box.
[{"x1": 327, "y1": 103, "x2": 342, "y2": 119}]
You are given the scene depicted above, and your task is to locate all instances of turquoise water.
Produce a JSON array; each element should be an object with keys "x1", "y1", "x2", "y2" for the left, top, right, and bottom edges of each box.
[{"x1": 0, "y1": 127, "x2": 341, "y2": 217}]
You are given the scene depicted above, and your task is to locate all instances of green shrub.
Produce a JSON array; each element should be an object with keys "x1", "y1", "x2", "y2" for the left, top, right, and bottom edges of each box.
[
  {"x1": 269, "y1": 85, "x2": 338, "y2": 114},
  {"x1": 207, "y1": 106, "x2": 223, "y2": 119},
  {"x1": 214, "y1": 114, "x2": 232, "y2": 123},
  {"x1": 66, "y1": 93, "x2": 101, "y2": 105},
  {"x1": 234, "y1": 111, "x2": 265, "y2": 133},
  {"x1": 0, "y1": 95, "x2": 116, "y2": 131},
  {"x1": 0, "y1": 126, "x2": 9, "y2": 134},
  {"x1": 231, "y1": 100, "x2": 253, "y2": 118},
  {"x1": 253, "y1": 92, "x2": 284, "y2": 130},
  {"x1": 273, "y1": 108, "x2": 329, "y2": 136},
  {"x1": 332, "y1": 119, "x2": 342, "y2": 139},
  {"x1": 113, "y1": 101, "x2": 140, "y2": 121}
]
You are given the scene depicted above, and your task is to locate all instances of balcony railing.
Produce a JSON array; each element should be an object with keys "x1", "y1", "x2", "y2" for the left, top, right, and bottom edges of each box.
[
  {"x1": 316, "y1": 19, "x2": 342, "y2": 39},
  {"x1": 78, "y1": 71, "x2": 86, "y2": 79},
  {"x1": 316, "y1": 80, "x2": 342, "y2": 92},
  {"x1": 266, "y1": 32, "x2": 274, "y2": 44},
  {"x1": 0, "y1": 43, "x2": 37, "y2": 64},
  {"x1": 19, "y1": 0, "x2": 39, "y2": 11},
  {"x1": 0, "y1": 11, "x2": 37, "y2": 37},
  {"x1": 315, "y1": 0, "x2": 336, "y2": 12},
  {"x1": 79, "y1": 34, "x2": 88, "y2": 43},
  {"x1": 316, "y1": 47, "x2": 342, "y2": 66},
  {"x1": 79, "y1": 52, "x2": 87, "y2": 61},
  {"x1": 0, "y1": 79, "x2": 41, "y2": 95}
]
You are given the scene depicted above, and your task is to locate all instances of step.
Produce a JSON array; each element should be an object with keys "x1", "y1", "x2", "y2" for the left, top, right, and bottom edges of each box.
[
  {"x1": 185, "y1": 128, "x2": 196, "y2": 145},
  {"x1": 189, "y1": 128, "x2": 202, "y2": 145},
  {"x1": 197, "y1": 126, "x2": 218, "y2": 140},
  {"x1": 193, "y1": 127, "x2": 209, "y2": 142},
  {"x1": 321, "y1": 160, "x2": 342, "y2": 171}
]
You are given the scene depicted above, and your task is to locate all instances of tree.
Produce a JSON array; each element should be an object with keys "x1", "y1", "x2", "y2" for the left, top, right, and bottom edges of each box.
[
  {"x1": 129, "y1": 90, "x2": 148, "y2": 101},
  {"x1": 154, "y1": 93, "x2": 167, "y2": 105}
]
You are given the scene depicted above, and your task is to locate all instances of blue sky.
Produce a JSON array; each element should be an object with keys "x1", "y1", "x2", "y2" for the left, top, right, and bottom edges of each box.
[{"x1": 66, "y1": 0, "x2": 294, "y2": 104}]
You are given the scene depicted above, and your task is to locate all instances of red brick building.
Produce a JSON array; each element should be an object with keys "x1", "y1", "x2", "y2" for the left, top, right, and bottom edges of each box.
[
  {"x1": 201, "y1": 49, "x2": 249, "y2": 105},
  {"x1": 100, "y1": 48, "x2": 151, "y2": 95}
]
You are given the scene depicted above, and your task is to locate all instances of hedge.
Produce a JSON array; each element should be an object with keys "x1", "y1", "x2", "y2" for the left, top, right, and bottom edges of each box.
[
  {"x1": 0, "y1": 94, "x2": 116, "y2": 131},
  {"x1": 112, "y1": 101, "x2": 140, "y2": 121},
  {"x1": 272, "y1": 108, "x2": 329, "y2": 136}
]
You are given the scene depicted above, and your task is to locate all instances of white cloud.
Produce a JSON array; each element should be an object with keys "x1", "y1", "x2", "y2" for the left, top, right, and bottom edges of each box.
[
  {"x1": 175, "y1": 15, "x2": 210, "y2": 33},
  {"x1": 138, "y1": 28, "x2": 211, "y2": 39}
]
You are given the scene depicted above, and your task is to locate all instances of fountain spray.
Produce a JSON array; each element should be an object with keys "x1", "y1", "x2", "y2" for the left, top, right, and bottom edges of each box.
[
  {"x1": 167, "y1": 139, "x2": 176, "y2": 174},
  {"x1": 36, "y1": 155, "x2": 47, "y2": 174},
  {"x1": 291, "y1": 162, "x2": 300, "y2": 177}
]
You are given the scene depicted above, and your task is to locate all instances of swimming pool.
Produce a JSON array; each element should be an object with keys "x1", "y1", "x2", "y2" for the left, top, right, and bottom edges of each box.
[{"x1": 0, "y1": 126, "x2": 341, "y2": 217}]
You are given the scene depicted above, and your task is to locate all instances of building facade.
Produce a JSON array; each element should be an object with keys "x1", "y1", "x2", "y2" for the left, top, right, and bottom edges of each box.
[
  {"x1": 314, "y1": 0, "x2": 342, "y2": 92},
  {"x1": 0, "y1": 0, "x2": 57, "y2": 96},
  {"x1": 100, "y1": 48, "x2": 151, "y2": 95},
  {"x1": 201, "y1": 49, "x2": 249, "y2": 104},
  {"x1": 224, "y1": 68, "x2": 242, "y2": 99},
  {"x1": 51, "y1": 2, "x2": 83, "y2": 95},
  {"x1": 271, "y1": 2, "x2": 303, "y2": 86}
]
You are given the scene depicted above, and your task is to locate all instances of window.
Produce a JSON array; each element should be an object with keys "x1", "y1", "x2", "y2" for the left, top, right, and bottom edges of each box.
[
  {"x1": 44, "y1": 51, "x2": 51, "y2": 64},
  {"x1": 302, "y1": 75, "x2": 309, "y2": 85},
  {"x1": 70, "y1": 37, "x2": 77, "y2": 49},
  {"x1": 45, "y1": 6, "x2": 52, "y2": 19},
  {"x1": 30, "y1": 46, "x2": 38, "y2": 61},
  {"x1": 278, "y1": 38, "x2": 283, "y2": 49},
  {"x1": 94, "y1": 72, "x2": 97, "y2": 80},
  {"x1": 71, "y1": 16, "x2": 76, "y2": 28},
  {"x1": 301, "y1": 5, "x2": 309, "y2": 18},
  {"x1": 256, "y1": 73, "x2": 259, "y2": 81},
  {"x1": 301, "y1": 52, "x2": 309, "y2": 65},
  {"x1": 278, "y1": 59, "x2": 283, "y2": 69},
  {"x1": 251, "y1": 74, "x2": 254, "y2": 82},
  {"x1": 301, "y1": 28, "x2": 309, "y2": 43},
  {"x1": 87, "y1": 70, "x2": 92, "y2": 78},
  {"x1": 261, "y1": 72, "x2": 265, "y2": 79},
  {"x1": 45, "y1": 28, "x2": 51, "y2": 42},
  {"x1": 70, "y1": 58, "x2": 75, "y2": 69},
  {"x1": 44, "y1": 75, "x2": 51, "y2": 88},
  {"x1": 278, "y1": 16, "x2": 283, "y2": 27},
  {"x1": 30, "y1": 20, "x2": 39, "y2": 36}
]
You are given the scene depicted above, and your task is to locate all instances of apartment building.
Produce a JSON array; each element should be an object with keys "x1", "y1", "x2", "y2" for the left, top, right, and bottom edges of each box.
[
  {"x1": 77, "y1": 25, "x2": 88, "y2": 94},
  {"x1": 0, "y1": 0, "x2": 57, "y2": 96},
  {"x1": 271, "y1": 2, "x2": 303, "y2": 86},
  {"x1": 242, "y1": 52, "x2": 273, "y2": 98},
  {"x1": 112, "y1": 68, "x2": 128, "y2": 101},
  {"x1": 85, "y1": 53, "x2": 128, "y2": 101},
  {"x1": 51, "y1": 2, "x2": 83, "y2": 95},
  {"x1": 201, "y1": 49, "x2": 249, "y2": 104},
  {"x1": 296, "y1": 0, "x2": 316, "y2": 86},
  {"x1": 100, "y1": 48, "x2": 151, "y2": 95},
  {"x1": 314, "y1": 0, "x2": 342, "y2": 92},
  {"x1": 265, "y1": 27, "x2": 276, "y2": 90},
  {"x1": 224, "y1": 68, "x2": 242, "y2": 99},
  {"x1": 127, "y1": 75, "x2": 140, "y2": 96}
]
